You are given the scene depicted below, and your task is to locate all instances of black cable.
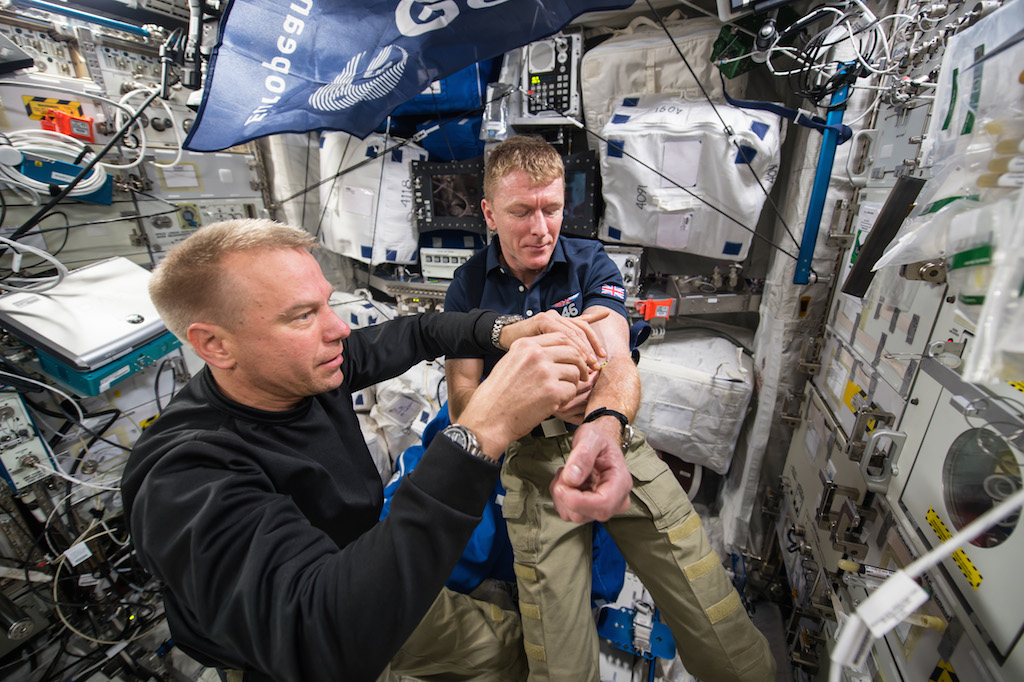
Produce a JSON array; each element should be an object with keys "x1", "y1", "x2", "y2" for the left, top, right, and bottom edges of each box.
[
  {"x1": 313, "y1": 132, "x2": 355, "y2": 242},
  {"x1": 39, "y1": 645, "x2": 106, "y2": 682},
  {"x1": 275, "y1": 85, "x2": 512, "y2": 209},
  {"x1": 19, "y1": 385, "x2": 131, "y2": 454},
  {"x1": 643, "y1": 0, "x2": 733, "y2": 133},
  {"x1": 300, "y1": 133, "x2": 313, "y2": 228},
  {"x1": 40, "y1": 210, "x2": 71, "y2": 260},
  {"x1": 583, "y1": 126, "x2": 798, "y2": 261},
  {"x1": 282, "y1": 131, "x2": 413, "y2": 211},
  {"x1": 664, "y1": 324, "x2": 754, "y2": 356},
  {"x1": 35, "y1": 630, "x2": 71, "y2": 682},
  {"x1": 643, "y1": 0, "x2": 803, "y2": 256},
  {"x1": 0, "y1": 499, "x2": 42, "y2": 558},
  {"x1": 154, "y1": 358, "x2": 174, "y2": 413},
  {"x1": 8, "y1": 88, "x2": 167, "y2": 245},
  {"x1": 430, "y1": 93, "x2": 456, "y2": 161}
]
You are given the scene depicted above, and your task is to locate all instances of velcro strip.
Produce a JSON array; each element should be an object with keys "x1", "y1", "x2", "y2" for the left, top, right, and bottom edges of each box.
[
  {"x1": 524, "y1": 641, "x2": 546, "y2": 661},
  {"x1": 514, "y1": 563, "x2": 538, "y2": 582},
  {"x1": 520, "y1": 602, "x2": 541, "y2": 620},
  {"x1": 706, "y1": 590, "x2": 742, "y2": 625},
  {"x1": 684, "y1": 550, "x2": 720, "y2": 582},
  {"x1": 667, "y1": 514, "x2": 702, "y2": 544}
]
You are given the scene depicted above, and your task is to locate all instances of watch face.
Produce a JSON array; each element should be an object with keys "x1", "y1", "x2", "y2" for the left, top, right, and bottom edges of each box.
[{"x1": 445, "y1": 425, "x2": 468, "y2": 448}]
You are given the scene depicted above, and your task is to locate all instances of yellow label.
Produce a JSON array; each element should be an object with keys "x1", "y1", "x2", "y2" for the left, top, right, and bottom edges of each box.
[
  {"x1": 926, "y1": 507, "x2": 983, "y2": 591},
  {"x1": 842, "y1": 381, "x2": 864, "y2": 413},
  {"x1": 929, "y1": 658, "x2": 959, "y2": 682},
  {"x1": 22, "y1": 96, "x2": 83, "y2": 120},
  {"x1": 1009, "y1": 380, "x2": 1024, "y2": 394}
]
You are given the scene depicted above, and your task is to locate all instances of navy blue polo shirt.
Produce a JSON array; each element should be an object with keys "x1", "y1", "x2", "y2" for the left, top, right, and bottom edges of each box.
[{"x1": 445, "y1": 236, "x2": 628, "y2": 374}]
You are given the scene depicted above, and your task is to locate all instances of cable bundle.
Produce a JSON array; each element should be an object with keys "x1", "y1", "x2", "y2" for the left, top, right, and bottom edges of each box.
[{"x1": 0, "y1": 130, "x2": 109, "y2": 205}]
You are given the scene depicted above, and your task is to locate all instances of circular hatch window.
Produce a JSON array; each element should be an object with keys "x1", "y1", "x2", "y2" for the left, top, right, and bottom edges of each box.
[{"x1": 943, "y1": 428, "x2": 1022, "y2": 548}]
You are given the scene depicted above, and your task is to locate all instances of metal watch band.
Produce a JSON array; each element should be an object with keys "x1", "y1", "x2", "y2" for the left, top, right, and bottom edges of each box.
[
  {"x1": 491, "y1": 314, "x2": 524, "y2": 350},
  {"x1": 442, "y1": 423, "x2": 490, "y2": 461}
]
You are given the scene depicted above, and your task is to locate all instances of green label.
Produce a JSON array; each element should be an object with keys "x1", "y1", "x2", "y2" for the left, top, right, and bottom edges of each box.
[
  {"x1": 942, "y1": 68, "x2": 958, "y2": 131},
  {"x1": 921, "y1": 195, "x2": 979, "y2": 215},
  {"x1": 949, "y1": 244, "x2": 992, "y2": 270},
  {"x1": 962, "y1": 45, "x2": 985, "y2": 136}
]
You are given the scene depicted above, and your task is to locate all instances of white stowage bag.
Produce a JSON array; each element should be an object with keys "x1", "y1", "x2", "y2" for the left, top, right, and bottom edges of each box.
[
  {"x1": 598, "y1": 95, "x2": 782, "y2": 261},
  {"x1": 580, "y1": 15, "x2": 747, "y2": 137},
  {"x1": 634, "y1": 328, "x2": 754, "y2": 475},
  {"x1": 368, "y1": 360, "x2": 447, "y2": 468},
  {"x1": 318, "y1": 132, "x2": 427, "y2": 265}
]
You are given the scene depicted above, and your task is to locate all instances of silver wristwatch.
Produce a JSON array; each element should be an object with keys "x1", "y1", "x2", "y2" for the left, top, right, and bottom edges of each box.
[
  {"x1": 491, "y1": 314, "x2": 524, "y2": 350},
  {"x1": 442, "y1": 423, "x2": 490, "y2": 461}
]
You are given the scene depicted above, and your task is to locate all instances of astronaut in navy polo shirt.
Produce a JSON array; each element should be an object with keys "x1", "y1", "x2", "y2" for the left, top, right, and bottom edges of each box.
[{"x1": 444, "y1": 136, "x2": 775, "y2": 682}]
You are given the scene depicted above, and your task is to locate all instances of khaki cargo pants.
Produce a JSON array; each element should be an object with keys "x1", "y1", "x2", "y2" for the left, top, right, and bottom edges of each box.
[{"x1": 501, "y1": 431, "x2": 776, "y2": 682}]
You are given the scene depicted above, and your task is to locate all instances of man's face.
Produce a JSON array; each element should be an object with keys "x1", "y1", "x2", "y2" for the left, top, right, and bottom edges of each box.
[
  {"x1": 482, "y1": 170, "x2": 563, "y2": 287},
  {"x1": 215, "y1": 247, "x2": 352, "y2": 411}
]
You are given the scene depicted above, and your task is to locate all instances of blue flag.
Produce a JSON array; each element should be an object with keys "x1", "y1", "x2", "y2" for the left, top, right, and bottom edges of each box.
[{"x1": 183, "y1": 0, "x2": 632, "y2": 152}]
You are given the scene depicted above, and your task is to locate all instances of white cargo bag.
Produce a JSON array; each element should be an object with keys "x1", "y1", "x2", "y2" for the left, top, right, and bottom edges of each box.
[
  {"x1": 598, "y1": 96, "x2": 781, "y2": 261},
  {"x1": 318, "y1": 132, "x2": 427, "y2": 265},
  {"x1": 580, "y1": 16, "x2": 746, "y2": 136},
  {"x1": 634, "y1": 330, "x2": 754, "y2": 475}
]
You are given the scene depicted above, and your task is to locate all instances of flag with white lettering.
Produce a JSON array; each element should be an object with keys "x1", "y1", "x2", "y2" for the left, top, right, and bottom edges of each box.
[{"x1": 183, "y1": 0, "x2": 632, "y2": 152}]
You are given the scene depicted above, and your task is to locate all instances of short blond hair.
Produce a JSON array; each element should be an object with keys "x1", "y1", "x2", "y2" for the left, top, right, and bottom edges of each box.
[
  {"x1": 483, "y1": 135, "x2": 564, "y2": 201},
  {"x1": 149, "y1": 219, "x2": 317, "y2": 341}
]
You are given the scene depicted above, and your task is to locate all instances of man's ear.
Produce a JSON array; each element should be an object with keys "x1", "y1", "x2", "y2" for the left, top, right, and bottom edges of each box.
[
  {"x1": 481, "y1": 198, "x2": 497, "y2": 232},
  {"x1": 187, "y1": 322, "x2": 235, "y2": 369}
]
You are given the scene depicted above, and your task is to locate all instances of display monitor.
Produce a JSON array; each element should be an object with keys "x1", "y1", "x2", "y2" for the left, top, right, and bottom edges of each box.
[
  {"x1": 411, "y1": 158, "x2": 487, "y2": 234},
  {"x1": 561, "y1": 151, "x2": 600, "y2": 239},
  {"x1": 410, "y1": 152, "x2": 599, "y2": 238}
]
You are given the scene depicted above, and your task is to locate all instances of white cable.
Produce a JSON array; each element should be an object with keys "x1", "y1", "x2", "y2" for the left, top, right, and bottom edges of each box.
[
  {"x1": 0, "y1": 235, "x2": 69, "y2": 292},
  {"x1": 906, "y1": 485, "x2": 1024, "y2": 580},
  {"x1": 0, "y1": 164, "x2": 41, "y2": 204},
  {"x1": 829, "y1": 485, "x2": 1024, "y2": 681},
  {"x1": 0, "y1": 79, "x2": 144, "y2": 137},
  {"x1": 52, "y1": 528, "x2": 165, "y2": 645},
  {"x1": 0, "y1": 129, "x2": 110, "y2": 199},
  {"x1": 31, "y1": 460, "x2": 121, "y2": 491},
  {"x1": 0, "y1": 370, "x2": 86, "y2": 424},
  {"x1": 120, "y1": 87, "x2": 184, "y2": 168},
  {"x1": 43, "y1": 489, "x2": 79, "y2": 556},
  {"x1": 0, "y1": 79, "x2": 156, "y2": 169},
  {"x1": 114, "y1": 89, "x2": 152, "y2": 169}
]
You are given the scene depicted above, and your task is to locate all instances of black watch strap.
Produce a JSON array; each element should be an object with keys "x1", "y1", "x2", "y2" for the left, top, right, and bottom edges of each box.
[
  {"x1": 583, "y1": 408, "x2": 634, "y2": 452},
  {"x1": 583, "y1": 407, "x2": 629, "y2": 428}
]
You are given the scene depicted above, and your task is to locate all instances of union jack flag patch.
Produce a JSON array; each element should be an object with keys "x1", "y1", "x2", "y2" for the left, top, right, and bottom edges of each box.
[
  {"x1": 552, "y1": 292, "x2": 581, "y2": 308},
  {"x1": 601, "y1": 284, "x2": 626, "y2": 300}
]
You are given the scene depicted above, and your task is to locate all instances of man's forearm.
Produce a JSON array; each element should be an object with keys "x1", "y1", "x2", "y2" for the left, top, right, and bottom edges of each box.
[
  {"x1": 585, "y1": 356, "x2": 640, "y2": 421},
  {"x1": 447, "y1": 385, "x2": 477, "y2": 422}
]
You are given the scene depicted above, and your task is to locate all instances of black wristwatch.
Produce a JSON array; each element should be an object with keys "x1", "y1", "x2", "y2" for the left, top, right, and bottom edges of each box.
[
  {"x1": 583, "y1": 407, "x2": 634, "y2": 453},
  {"x1": 491, "y1": 314, "x2": 524, "y2": 350},
  {"x1": 442, "y1": 423, "x2": 491, "y2": 462}
]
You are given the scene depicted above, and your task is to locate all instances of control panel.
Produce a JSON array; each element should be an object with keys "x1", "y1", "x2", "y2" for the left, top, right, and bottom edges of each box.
[
  {"x1": 0, "y1": 392, "x2": 57, "y2": 491},
  {"x1": 521, "y1": 31, "x2": 581, "y2": 117}
]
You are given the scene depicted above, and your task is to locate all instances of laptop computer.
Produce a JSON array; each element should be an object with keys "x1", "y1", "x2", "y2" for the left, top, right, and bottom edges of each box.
[{"x1": 0, "y1": 257, "x2": 170, "y2": 371}]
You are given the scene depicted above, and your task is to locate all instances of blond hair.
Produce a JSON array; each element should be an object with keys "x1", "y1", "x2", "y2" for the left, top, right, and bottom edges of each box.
[
  {"x1": 149, "y1": 219, "x2": 317, "y2": 341},
  {"x1": 483, "y1": 135, "x2": 564, "y2": 201}
]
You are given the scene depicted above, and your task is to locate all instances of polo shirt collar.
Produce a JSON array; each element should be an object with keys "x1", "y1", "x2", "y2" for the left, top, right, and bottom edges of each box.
[{"x1": 486, "y1": 236, "x2": 568, "y2": 279}]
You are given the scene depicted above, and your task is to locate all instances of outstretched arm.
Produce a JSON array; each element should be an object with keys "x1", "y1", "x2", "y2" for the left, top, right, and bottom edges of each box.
[{"x1": 550, "y1": 307, "x2": 636, "y2": 523}]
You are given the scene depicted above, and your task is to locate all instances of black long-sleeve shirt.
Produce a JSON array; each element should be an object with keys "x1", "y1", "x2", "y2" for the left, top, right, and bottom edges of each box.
[{"x1": 121, "y1": 310, "x2": 501, "y2": 681}]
